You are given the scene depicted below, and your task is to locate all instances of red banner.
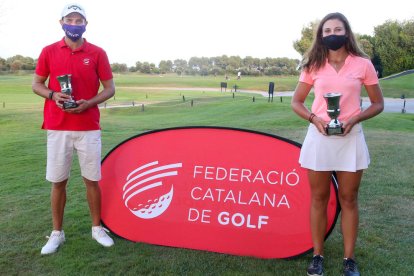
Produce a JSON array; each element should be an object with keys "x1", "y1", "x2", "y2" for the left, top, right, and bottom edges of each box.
[{"x1": 100, "y1": 127, "x2": 339, "y2": 258}]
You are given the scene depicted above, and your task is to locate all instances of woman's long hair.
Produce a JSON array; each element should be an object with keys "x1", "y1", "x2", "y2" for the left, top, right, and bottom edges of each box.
[{"x1": 302, "y1": 12, "x2": 368, "y2": 73}]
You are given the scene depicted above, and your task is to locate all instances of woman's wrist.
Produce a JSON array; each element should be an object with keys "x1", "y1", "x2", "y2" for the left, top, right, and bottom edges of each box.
[{"x1": 308, "y1": 113, "x2": 316, "y2": 123}]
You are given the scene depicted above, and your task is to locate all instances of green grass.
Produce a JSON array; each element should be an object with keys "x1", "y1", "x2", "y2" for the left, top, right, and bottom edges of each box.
[
  {"x1": 0, "y1": 74, "x2": 414, "y2": 275},
  {"x1": 113, "y1": 73, "x2": 299, "y2": 91},
  {"x1": 1, "y1": 73, "x2": 412, "y2": 109},
  {"x1": 379, "y1": 73, "x2": 414, "y2": 98}
]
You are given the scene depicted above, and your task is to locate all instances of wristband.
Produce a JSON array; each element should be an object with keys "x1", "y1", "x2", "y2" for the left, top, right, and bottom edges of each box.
[
  {"x1": 48, "y1": 91, "x2": 55, "y2": 100},
  {"x1": 308, "y1": 113, "x2": 316, "y2": 123}
]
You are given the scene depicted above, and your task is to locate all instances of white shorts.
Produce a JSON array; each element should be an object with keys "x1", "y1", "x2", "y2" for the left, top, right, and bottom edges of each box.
[
  {"x1": 46, "y1": 130, "x2": 101, "y2": 182},
  {"x1": 299, "y1": 123, "x2": 370, "y2": 172}
]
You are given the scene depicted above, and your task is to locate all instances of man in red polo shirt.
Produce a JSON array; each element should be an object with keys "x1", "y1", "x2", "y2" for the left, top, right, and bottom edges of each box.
[{"x1": 32, "y1": 3, "x2": 115, "y2": 255}]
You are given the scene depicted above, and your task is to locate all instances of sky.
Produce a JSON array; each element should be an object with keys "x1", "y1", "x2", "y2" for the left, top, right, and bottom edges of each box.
[{"x1": 0, "y1": 0, "x2": 413, "y2": 67}]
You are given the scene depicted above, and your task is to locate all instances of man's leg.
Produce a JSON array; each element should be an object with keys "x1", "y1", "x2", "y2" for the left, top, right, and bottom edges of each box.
[
  {"x1": 84, "y1": 177, "x2": 114, "y2": 247},
  {"x1": 76, "y1": 130, "x2": 113, "y2": 247},
  {"x1": 51, "y1": 180, "x2": 68, "y2": 230},
  {"x1": 41, "y1": 180, "x2": 68, "y2": 255},
  {"x1": 83, "y1": 178, "x2": 101, "y2": 227},
  {"x1": 42, "y1": 131, "x2": 72, "y2": 255}
]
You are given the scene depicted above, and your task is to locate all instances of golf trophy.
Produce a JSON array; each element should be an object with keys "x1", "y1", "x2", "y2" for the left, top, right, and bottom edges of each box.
[
  {"x1": 57, "y1": 74, "x2": 78, "y2": 109},
  {"x1": 323, "y1": 92, "x2": 344, "y2": 135}
]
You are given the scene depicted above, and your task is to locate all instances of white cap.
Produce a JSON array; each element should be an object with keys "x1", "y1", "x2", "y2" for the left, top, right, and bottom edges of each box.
[{"x1": 61, "y1": 3, "x2": 87, "y2": 20}]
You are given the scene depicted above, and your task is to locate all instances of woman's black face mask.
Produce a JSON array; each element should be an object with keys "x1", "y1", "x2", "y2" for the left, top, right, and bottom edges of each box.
[{"x1": 322, "y1": 35, "x2": 347, "y2": 51}]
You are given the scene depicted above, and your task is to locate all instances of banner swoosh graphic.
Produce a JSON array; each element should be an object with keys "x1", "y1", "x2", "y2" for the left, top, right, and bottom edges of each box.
[{"x1": 123, "y1": 161, "x2": 182, "y2": 219}]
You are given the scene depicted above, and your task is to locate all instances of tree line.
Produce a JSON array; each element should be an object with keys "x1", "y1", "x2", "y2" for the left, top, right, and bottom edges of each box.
[
  {"x1": 1, "y1": 19, "x2": 412, "y2": 77},
  {"x1": 112, "y1": 56, "x2": 300, "y2": 76},
  {"x1": 0, "y1": 55, "x2": 36, "y2": 72}
]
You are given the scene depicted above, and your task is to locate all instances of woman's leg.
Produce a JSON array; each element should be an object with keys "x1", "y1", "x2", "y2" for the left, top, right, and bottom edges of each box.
[
  {"x1": 336, "y1": 170, "x2": 363, "y2": 258},
  {"x1": 308, "y1": 170, "x2": 333, "y2": 255}
]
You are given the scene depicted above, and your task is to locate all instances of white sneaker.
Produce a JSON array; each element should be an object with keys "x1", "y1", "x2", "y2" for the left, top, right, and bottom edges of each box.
[
  {"x1": 41, "y1": 230, "x2": 65, "y2": 255},
  {"x1": 92, "y1": 226, "x2": 114, "y2": 247}
]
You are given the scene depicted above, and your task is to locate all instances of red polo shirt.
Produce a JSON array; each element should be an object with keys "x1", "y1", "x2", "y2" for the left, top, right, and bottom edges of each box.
[{"x1": 35, "y1": 38, "x2": 113, "y2": 130}]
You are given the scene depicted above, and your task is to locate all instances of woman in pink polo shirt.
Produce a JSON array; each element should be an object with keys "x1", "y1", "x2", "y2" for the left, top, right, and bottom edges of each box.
[{"x1": 291, "y1": 13, "x2": 384, "y2": 276}]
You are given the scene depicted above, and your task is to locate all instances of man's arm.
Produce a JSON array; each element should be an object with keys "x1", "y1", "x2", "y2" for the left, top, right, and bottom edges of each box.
[
  {"x1": 32, "y1": 74, "x2": 71, "y2": 109},
  {"x1": 32, "y1": 74, "x2": 51, "y2": 99}
]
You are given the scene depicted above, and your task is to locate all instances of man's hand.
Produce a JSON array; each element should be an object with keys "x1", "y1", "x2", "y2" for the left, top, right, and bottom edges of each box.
[
  {"x1": 53, "y1": 92, "x2": 71, "y2": 109},
  {"x1": 64, "y1": 99, "x2": 91, "y2": 113}
]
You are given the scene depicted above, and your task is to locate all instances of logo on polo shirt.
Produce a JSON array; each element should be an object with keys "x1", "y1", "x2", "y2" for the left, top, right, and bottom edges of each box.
[
  {"x1": 83, "y1": 58, "x2": 90, "y2": 65},
  {"x1": 122, "y1": 161, "x2": 182, "y2": 219}
]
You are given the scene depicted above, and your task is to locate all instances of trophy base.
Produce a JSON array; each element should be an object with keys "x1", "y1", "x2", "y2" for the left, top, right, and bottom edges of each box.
[
  {"x1": 326, "y1": 126, "x2": 344, "y2": 135},
  {"x1": 63, "y1": 101, "x2": 78, "y2": 109}
]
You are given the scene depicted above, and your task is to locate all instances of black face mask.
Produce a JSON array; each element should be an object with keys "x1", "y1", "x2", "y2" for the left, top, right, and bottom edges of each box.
[{"x1": 322, "y1": 35, "x2": 347, "y2": 51}]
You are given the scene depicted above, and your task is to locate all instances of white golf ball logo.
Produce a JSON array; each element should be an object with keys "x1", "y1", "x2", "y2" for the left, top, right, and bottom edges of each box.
[{"x1": 122, "y1": 161, "x2": 182, "y2": 219}]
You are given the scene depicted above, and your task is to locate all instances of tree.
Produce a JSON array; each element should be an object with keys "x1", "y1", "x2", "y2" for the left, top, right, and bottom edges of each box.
[
  {"x1": 159, "y1": 60, "x2": 173, "y2": 74},
  {"x1": 397, "y1": 20, "x2": 414, "y2": 71},
  {"x1": 110, "y1": 63, "x2": 128, "y2": 73},
  {"x1": 243, "y1": 56, "x2": 260, "y2": 71},
  {"x1": 6, "y1": 55, "x2": 35, "y2": 71},
  {"x1": 130, "y1": 55, "x2": 298, "y2": 76},
  {"x1": 213, "y1": 55, "x2": 229, "y2": 70},
  {"x1": 140, "y1": 62, "x2": 151, "y2": 74},
  {"x1": 228, "y1": 56, "x2": 242, "y2": 70},
  {"x1": 0, "y1": 57, "x2": 7, "y2": 71},
  {"x1": 134, "y1": 61, "x2": 143, "y2": 72},
  {"x1": 293, "y1": 21, "x2": 319, "y2": 57},
  {"x1": 358, "y1": 34, "x2": 374, "y2": 58},
  {"x1": 374, "y1": 20, "x2": 414, "y2": 76},
  {"x1": 173, "y1": 59, "x2": 187, "y2": 75},
  {"x1": 359, "y1": 34, "x2": 382, "y2": 76},
  {"x1": 150, "y1": 63, "x2": 159, "y2": 74},
  {"x1": 10, "y1": 60, "x2": 22, "y2": 72}
]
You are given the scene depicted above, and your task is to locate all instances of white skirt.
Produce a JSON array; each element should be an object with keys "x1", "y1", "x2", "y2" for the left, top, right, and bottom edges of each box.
[{"x1": 299, "y1": 123, "x2": 370, "y2": 172}]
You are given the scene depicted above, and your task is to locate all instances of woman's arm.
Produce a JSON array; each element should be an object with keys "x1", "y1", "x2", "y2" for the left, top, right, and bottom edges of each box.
[
  {"x1": 343, "y1": 84, "x2": 384, "y2": 134},
  {"x1": 291, "y1": 82, "x2": 327, "y2": 135}
]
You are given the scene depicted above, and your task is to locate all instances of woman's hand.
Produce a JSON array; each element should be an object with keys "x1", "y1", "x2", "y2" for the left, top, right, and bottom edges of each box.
[
  {"x1": 311, "y1": 116, "x2": 328, "y2": 135},
  {"x1": 342, "y1": 116, "x2": 359, "y2": 135}
]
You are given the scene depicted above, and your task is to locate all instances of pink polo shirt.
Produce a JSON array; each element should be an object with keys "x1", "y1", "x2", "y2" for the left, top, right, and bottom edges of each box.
[{"x1": 299, "y1": 55, "x2": 378, "y2": 122}]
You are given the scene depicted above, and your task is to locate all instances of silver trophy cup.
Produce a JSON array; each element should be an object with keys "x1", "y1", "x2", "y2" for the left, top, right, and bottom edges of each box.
[
  {"x1": 57, "y1": 74, "x2": 78, "y2": 109},
  {"x1": 323, "y1": 92, "x2": 344, "y2": 135}
]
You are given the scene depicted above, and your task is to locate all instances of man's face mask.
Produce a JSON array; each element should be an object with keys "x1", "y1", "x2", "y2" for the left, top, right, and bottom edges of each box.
[
  {"x1": 62, "y1": 24, "x2": 86, "y2": 42},
  {"x1": 322, "y1": 35, "x2": 347, "y2": 51}
]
